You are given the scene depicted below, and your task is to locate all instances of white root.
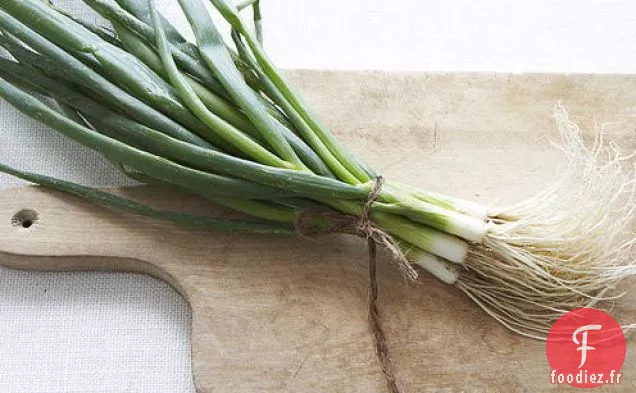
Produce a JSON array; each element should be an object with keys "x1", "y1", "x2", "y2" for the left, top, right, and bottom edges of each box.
[{"x1": 457, "y1": 103, "x2": 636, "y2": 340}]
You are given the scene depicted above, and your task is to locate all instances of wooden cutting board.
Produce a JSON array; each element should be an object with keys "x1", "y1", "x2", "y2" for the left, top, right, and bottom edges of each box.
[{"x1": 1, "y1": 71, "x2": 635, "y2": 392}]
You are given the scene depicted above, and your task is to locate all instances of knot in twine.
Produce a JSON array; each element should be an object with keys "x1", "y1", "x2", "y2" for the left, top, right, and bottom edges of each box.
[{"x1": 295, "y1": 176, "x2": 413, "y2": 393}]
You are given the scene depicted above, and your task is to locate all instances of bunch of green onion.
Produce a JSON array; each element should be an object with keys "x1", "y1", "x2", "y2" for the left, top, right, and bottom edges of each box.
[{"x1": 0, "y1": 0, "x2": 634, "y2": 339}]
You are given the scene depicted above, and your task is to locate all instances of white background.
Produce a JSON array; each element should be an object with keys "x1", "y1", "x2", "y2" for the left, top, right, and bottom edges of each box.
[{"x1": 1, "y1": 1, "x2": 635, "y2": 392}]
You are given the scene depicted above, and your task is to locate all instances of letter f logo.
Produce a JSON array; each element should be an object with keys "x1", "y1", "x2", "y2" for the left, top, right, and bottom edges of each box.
[{"x1": 573, "y1": 324, "x2": 602, "y2": 368}]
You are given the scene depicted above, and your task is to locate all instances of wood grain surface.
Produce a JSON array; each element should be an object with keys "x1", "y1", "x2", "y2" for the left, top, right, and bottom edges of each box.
[{"x1": 1, "y1": 71, "x2": 635, "y2": 392}]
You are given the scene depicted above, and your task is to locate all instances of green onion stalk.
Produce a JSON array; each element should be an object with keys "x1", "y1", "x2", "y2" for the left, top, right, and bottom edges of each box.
[{"x1": 0, "y1": 0, "x2": 634, "y2": 339}]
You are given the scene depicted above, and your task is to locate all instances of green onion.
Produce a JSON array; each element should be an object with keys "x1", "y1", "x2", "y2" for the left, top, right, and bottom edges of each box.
[
  {"x1": 0, "y1": 163, "x2": 294, "y2": 234},
  {"x1": 208, "y1": 0, "x2": 376, "y2": 182},
  {"x1": 0, "y1": 0, "x2": 634, "y2": 341},
  {"x1": 0, "y1": 76, "x2": 289, "y2": 199},
  {"x1": 174, "y1": 0, "x2": 305, "y2": 170},
  {"x1": 148, "y1": 0, "x2": 290, "y2": 168},
  {"x1": 0, "y1": 10, "x2": 217, "y2": 149},
  {"x1": 108, "y1": 22, "x2": 334, "y2": 176}
]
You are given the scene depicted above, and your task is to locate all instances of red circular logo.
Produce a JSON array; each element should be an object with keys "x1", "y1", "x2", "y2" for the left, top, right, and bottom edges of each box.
[{"x1": 546, "y1": 308, "x2": 626, "y2": 388}]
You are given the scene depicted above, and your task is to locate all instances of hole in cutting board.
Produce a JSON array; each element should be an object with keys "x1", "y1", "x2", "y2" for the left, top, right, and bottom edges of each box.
[{"x1": 11, "y1": 209, "x2": 39, "y2": 229}]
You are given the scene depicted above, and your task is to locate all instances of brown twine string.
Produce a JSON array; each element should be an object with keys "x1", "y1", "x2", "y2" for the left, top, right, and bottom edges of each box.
[
  {"x1": 367, "y1": 237, "x2": 404, "y2": 393},
  {"x1": 295, "y1": 176, "x2": 407, "y2": 393}
]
